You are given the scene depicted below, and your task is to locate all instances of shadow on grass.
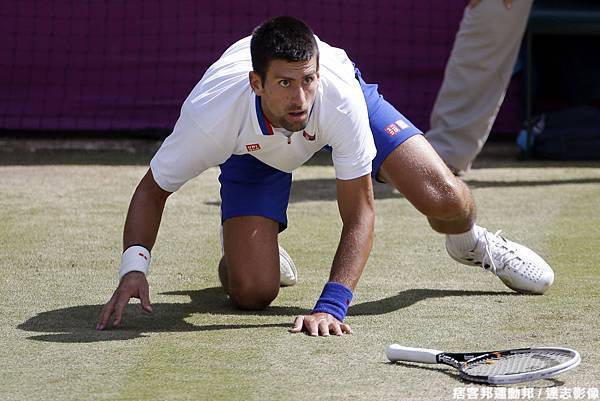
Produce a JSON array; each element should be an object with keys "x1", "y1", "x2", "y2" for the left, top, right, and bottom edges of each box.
[
  {"x1": 204, "y1": 174, "x2": 600, "y2": 207},
  {"x1": 463, "y1": 177, "x2": 600, "y2": 189},
  {"x1": 18, "y1": 287, "x2": 516, "y2": 343},
  {"x1": 2, "y1": 138, "x2": 600, "y2": 170},
  {"x1": 285, "y1": 176, "x2": 600, "y2": 203},
  {"x1": 0, "y1": 149, "x2": 155, "y2": 166},
  {"x1": 386, "y1": 361, "x2": 566, "y2": 387},
  {"x1": 348, "y1": 288, "x2": 518, "y2": 316}
]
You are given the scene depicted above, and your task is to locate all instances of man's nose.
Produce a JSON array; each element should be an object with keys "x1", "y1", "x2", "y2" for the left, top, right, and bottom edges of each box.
[{"x1": 290, "y1": 84, "x2": 306, "y2": 106}]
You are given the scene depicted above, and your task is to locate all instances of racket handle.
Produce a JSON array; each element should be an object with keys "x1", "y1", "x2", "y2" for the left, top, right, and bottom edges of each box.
[{"x1": 386, "y1": 344, "x2": 442, "y2": 364}]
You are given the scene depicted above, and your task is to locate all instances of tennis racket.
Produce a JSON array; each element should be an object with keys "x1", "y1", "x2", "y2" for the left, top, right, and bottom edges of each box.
[{"x1": 386, "y1": 344, "x2": 580, "y2": 385}]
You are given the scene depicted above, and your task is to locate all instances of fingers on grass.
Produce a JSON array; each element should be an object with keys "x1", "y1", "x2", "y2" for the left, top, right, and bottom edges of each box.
[
  {"x1": 112, "y1": 293, "x2": 131, "y2": 327},
  {"x1": 97, "y1": 295, "x2": 118, "y2": 330},
  {"x1": 139, "y1": 286, "x2": 153, "y2": 313},
  {"x1": 308, "y1": 320, "x2": 319, "y2": 337},
  {"x1": 289, "y1": 316, "x2": 304, "y2": 333},
  {"x1": 318, "y1": 320, "x2": 330, "y2": 337},
  {"x1": 96, "y1": 307, "x2": 111, "y2": 330}
]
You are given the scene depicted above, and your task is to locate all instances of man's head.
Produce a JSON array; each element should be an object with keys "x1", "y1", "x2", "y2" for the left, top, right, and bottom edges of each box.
[{"x1": 249, "y1": 16, "x2": 320, "y2": 132}]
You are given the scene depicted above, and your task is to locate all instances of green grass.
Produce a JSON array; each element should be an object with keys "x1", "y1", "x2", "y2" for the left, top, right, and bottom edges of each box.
[{"x1": 1, "y1": 145, "x2": 599, "y2": 400}]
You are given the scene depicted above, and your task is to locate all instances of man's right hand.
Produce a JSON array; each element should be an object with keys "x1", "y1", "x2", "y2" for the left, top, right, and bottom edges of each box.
[{"x1": 96, "y1": 271, "x2": 152, "y2": 330}]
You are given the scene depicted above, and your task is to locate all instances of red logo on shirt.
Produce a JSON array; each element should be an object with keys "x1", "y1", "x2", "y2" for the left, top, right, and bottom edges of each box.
[
  {"x1": 246, "y1": 143, "x2": 261, "y2": 152},
  {"x1": 303, "y1": 131, "x2": 316, "y2": 141},
  {"x1": 384, "y1": 123, "x2": 400, "y2": 136}
]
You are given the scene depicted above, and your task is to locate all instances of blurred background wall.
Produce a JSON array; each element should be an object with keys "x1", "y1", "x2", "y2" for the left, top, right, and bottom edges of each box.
[{"x1": 1, "y1": 1, "x2": 525, "y2": 135}]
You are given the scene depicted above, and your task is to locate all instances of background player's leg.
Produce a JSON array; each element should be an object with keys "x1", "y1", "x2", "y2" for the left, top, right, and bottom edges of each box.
[
  {"x1": 425, "y1": 0, "x2": 534, "y2": 173},
  {"x1": 219, "y1": 216, "x2": 280, "y2": 310}
]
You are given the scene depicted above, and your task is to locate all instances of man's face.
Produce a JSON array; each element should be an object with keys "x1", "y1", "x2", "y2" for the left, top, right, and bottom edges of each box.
[{"x1": 250, "y1": 56, "x2": 319, "y2": 132}]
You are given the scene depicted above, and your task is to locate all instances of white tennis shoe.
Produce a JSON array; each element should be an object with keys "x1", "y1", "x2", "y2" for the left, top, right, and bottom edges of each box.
[
  {"x1": 446, "y1": 228, "x2": 554, "y2": 294},
  {"x1": 279, "y1": 246, "x2": 298, "y2": 287}
]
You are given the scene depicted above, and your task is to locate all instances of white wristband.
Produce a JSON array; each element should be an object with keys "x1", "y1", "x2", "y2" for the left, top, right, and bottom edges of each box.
[{"x1": 119, "y1": 245, "x2": 151, "y2": 281}]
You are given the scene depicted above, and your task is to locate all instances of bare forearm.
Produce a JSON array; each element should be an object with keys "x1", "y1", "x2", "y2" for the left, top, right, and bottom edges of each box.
[
  {"x1": 329, "y1": 175, "x2": 376, "y2": 290},
  {"x1": 122, "y1": 169, "x2": 171, "y2": 251},
  {"x1": 329, "y1": 212, "x2": 374, "y2": 290},
  {"x1": 291, "y1": 175, "x2": 375, "y2": 335}
]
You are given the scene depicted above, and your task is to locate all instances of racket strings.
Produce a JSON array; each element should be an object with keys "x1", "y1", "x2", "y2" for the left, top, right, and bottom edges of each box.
[{"x1": 463, "y1": 351, "x2": 573, "y2": 376}]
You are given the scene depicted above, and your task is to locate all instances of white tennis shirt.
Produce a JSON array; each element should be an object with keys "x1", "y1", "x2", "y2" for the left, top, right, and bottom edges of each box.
[{"x1": 150, "y1": 36, "x2": 376, "y2": 193}]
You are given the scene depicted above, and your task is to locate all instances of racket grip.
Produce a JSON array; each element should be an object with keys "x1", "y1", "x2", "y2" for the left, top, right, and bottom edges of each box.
[{"x1": 386, "y1": 344, "x2": 442, "y2": 364}]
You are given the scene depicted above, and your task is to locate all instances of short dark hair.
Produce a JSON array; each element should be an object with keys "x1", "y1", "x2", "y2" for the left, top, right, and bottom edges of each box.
[{"x1": 250, "y1": 16, "x2": 319, "y2": 82}]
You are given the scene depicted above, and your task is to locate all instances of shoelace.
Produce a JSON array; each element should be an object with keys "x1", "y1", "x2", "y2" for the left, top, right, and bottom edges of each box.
[{"x1": 480, "y1": 230, "x2": 523, "y2": 275}]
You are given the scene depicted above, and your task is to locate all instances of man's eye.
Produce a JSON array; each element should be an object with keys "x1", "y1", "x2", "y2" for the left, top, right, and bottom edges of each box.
[
  {"x1": 304, "y1": 77, "x2": 314, "y2": 85},
  {"x1": 279, "y1": 80, "x2": 290, "y2": 88}
]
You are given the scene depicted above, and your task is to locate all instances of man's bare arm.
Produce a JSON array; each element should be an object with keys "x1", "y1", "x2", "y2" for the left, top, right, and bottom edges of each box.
[
  {"x1": 97, "y1": 169, "x2": 171, "y2": 330},
  {"x1": 289, "y1": 173, "x2": 375, "y2": 336}
]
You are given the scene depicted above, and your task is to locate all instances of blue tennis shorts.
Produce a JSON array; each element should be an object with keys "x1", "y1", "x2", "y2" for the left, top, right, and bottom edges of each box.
[
  {"x1": 219, "y1": 154, "x2": 292, "y2": 232},
  {"x1": 354, "y1": 68, "x2": 422, "y2": 182},
  {"x1": 219, "y1": 67, "x2": 422, "y2": 230}
]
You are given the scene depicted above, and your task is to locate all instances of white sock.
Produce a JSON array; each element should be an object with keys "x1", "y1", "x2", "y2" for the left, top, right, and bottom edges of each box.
[{"x1": 446, "y1": 225, "x2": 485, "y2": 253}]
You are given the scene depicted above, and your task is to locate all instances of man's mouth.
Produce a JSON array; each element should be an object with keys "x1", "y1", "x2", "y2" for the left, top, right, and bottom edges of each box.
[{"x1": 288, "y1": 110, "x2": 307, "y2": 120}]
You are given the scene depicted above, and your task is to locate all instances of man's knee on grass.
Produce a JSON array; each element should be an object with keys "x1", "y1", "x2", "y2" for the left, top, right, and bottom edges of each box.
[{"x1": 218, "y1": 257, "x2": 279, "y2": 310}]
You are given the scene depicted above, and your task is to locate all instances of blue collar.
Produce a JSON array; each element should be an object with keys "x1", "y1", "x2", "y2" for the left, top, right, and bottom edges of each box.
[{"x1": 255, "y1": 96, "x2": 274, "y2": 136}]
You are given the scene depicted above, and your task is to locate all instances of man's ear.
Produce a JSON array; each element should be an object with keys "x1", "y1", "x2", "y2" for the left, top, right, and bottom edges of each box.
[{"x1": 249, "y1": 71, "x2": 264, "y2": 95}]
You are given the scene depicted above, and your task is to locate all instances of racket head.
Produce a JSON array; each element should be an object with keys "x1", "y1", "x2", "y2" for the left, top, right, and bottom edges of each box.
[{"x1": 458, "y1": 347, "x2": 581, "y2": 385}]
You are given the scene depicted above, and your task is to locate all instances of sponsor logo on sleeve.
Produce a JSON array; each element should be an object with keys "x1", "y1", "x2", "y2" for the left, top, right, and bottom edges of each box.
[
  {"x1": 384, "y1": 123, "x2": 400, "y2": 136},
  {"x1": 384, "y1": 119, "x2": 411, "y2": 136},
  {"x1": 246, "y1": 143, "x2": 261, "y2": 152},
  {"x1": 395, "y1": 119, "x2": 410, "y2": 130}
]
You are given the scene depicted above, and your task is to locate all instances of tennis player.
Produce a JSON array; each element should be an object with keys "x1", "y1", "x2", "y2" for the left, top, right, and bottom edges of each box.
[{"x1": 97, "y1": 16, "x2": 553, "y2": 336}]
